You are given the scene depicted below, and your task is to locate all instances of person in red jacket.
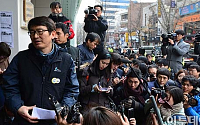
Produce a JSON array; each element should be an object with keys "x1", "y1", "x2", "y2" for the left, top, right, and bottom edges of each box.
[{"x1": 48, "y1": 1, "x2": 75, "y2": 39}]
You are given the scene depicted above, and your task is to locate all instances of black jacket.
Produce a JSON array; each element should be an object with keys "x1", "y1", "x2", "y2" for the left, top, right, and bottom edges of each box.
[
  {"x1": 78, "y1": 62, "x2": 112, "y2": 113},
  {"x1": 84, "y1": 16, "x2": 108, "y2": 46},
  {"x1": 2, "y1": 43, "x2": 79, "y2": 124},
  {"x1": 57, "y1": 41, "x2": 79, "y2": 62}
]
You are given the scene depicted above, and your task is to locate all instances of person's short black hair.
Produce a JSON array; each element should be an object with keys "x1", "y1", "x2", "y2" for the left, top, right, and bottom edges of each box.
[
  {"x1": 56, "y1": 22, "x2": 69, "y2": 35},
  {"x1": 188, "y1": 65, "x2": 200, "y2": 72},
  {"x1": 132, "y1": 59, "x2": 140, "y2": 66},
  {"x1": 148, "y1": 64, "x2": 158, "y2": 71},
  {"x1": 182, "y1": 75, "x2": 199, "y2": 88},
  {"x1": 110, "y1": 53, "x2": 122, "y2": 65},
  {"x1": 50, "y1": 1, "x2": 61, "y2": 8},
  {"x1": 156, "y1": 68, "x2": 171, "y2": 79},
  {"x1": 165, "y1": 86, "x2": 183, "y2": 105},
  {"x1": 85, "y1": 32, "x2": 101, "y2": 43},
  {"x1": 157, "y1": 59, "x2": 169, "y2": 66},
  {"x1": 137, "y1": 56, "x2": 148, "y2": 64},
  {"x1": 146, "y1": 54, "x2": 153, "y2": 58},
  {"x1": 183, "y1": 61, "x2": 198, "y2": 69},
  {"x1": 127, "y1": 68, "x2": 142, "y2": 79},
  {"x1": 28, "y1": 16, "x2": 56, "y2": 33},
  {"x1": 94, "y1": 5, "x2": 103, "y2": 11},
  {"x1": 128, "y1": 53, "x2": 137, "y2": 60},
  {"x1": 0, "y1": 42, "x2": 11, "y2": 57},
  {"x1": 175, "y1": 30, "x2": 185, "y2": 36},
  {"x1": 139, "y1": 63, "x2": 148, "y2": 76}
]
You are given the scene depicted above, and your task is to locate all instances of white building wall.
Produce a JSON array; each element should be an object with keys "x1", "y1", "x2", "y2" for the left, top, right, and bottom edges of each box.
[{"x1": 0, "y1": 0, "x2": 31, "y2": 60}]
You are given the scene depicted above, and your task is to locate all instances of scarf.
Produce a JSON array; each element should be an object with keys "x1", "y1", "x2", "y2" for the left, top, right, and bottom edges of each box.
[{"x1": 124, "y1": 81, "x2": 145, "y2": 104}]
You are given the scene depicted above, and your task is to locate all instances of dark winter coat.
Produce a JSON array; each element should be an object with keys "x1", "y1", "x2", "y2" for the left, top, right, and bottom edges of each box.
[{"x1": 2, "y1": 43, "x2": 79, "y2": 125}]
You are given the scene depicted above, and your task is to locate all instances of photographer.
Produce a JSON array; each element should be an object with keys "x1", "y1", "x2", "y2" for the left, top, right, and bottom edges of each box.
[
  {"x1": 113, "y1": 68, "x2": 149, "y2": 125},
  {"x1": 166, "y1": 30, "x2": 190, "y2": 73},
  {"x1": 84, "y1": 5, "x2": 108, "y2": 55},
  {"x1": 182, "y1": 75, "x2": 200, "y2": 119},
  {"x1": 151, "y1": 86, "x2": 187, "y2": 125},
  {"x1": 48, "y1": 2, "x2": 75, "y2": 39}
]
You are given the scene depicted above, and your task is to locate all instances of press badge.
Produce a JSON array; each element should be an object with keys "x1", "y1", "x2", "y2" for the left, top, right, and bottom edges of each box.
[{"x1": 51, "y1": 78, "x2": 60, "y2": 84}]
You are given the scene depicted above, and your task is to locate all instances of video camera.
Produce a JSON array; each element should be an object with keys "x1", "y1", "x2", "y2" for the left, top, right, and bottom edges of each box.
[
  {"x1": 151, "y1": 88, "x2": 167, "y2": 103},
  {"x1": 161, "y1": 33, "x2": 177, "y2": 46},
  {"x1": 84, "y1": 6, "x2": 98, "y2": 20},
  {"x1": 48, "y1": 94, "x2": 81, "y2": 124}
]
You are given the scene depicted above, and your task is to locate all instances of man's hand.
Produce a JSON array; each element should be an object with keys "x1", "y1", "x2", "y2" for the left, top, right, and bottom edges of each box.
[
  {"x1": 93, "y1": 85, "x2": 102, "y2": 93},
  {"x1": 113, "y1": 77, "x2": 120, "y2": 85},
  {"x1": 168, "y1": 38, "x2": 174, "y2": 45},
  {"x1": 56, "y1": 113, "x2": 83, "y2": 125},
  {"x1": 119, "y1": 113, "x2": 130, "y2": 125},
  {"x1": 93, "y1": 54, "x2": 98, "y2": 61},
  {"x1": 129, "y1": 118, "x2": 136, "y2": 125},
  {"x1": 92, "y1": 14, "x2": 98, "y2": 21},
  {"x1": 17, "y1": 105, "x2": 38, "y2": 123},
  {"x1": 183, "y1": 94, "x2": 191, "y2": 109},
  {"x1": 0, "y1": 68, "x2": 4, "y2": 74}
]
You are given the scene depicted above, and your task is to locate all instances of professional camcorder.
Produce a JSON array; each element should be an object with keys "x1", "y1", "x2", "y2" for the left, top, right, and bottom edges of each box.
[
  {"x1": 49, "y1": 94, "x2": 81, "y2": 124},
  {"x1": 161, "y1": 33, "x2": 177, "y2": 46},
  {"x1": 84, "y1": 6, "x2": 98, "y2": 20}
]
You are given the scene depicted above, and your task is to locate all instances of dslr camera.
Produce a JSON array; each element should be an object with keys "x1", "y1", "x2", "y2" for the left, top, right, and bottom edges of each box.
[
  {"x1": 84, "y1": 6, "x2": 98, "y2": 20},
  {"x1": 184, "y1": 88, "x2": 200, "y2": 107},
  {"x1": 151, "y1": 88, "x2": 167, "y2": 103},
  {"x1": 161, "y1": 33, "x2": 177, "y2": 46},
  {"x1": 184, "y1": 94, "x2": 198, "y2": 107},
  {"x1": 49, "y1": 93, "x2": 81, "y2": 124}
]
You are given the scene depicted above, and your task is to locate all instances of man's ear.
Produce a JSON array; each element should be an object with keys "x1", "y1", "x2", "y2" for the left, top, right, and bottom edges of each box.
[
  {"x1": 51, "y1": 30, "x2": 56, "y2": 39},
  {"x1": 65, "y1": 33, "x2": 69, "y2": 39}
]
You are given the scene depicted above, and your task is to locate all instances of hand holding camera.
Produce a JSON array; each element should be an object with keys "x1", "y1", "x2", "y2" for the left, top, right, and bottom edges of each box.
[{"x1": 49, "y1": 94, "x2": 81, "y2": 124}]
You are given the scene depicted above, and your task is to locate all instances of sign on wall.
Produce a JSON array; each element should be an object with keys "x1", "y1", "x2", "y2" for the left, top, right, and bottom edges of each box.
[
  {"x1": 0, "y1": 11, "x2": 14, "y2": 48},
  {"x1": 179, "y1": 1, "x2": 200, "y2": 16}
]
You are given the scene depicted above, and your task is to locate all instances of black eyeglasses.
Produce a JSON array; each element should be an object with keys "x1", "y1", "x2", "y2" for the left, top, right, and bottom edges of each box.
[{"x1": 28, "y1": 29, "x2": 49, "y2": 36}]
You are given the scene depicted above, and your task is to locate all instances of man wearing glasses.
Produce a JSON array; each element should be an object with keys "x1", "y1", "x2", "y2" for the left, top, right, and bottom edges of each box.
[
  {"x1": 2, "y1": 16, "x2": 79, "y2": 125},
  {"x1": 84, "y1": 5, "x2": 108, "y2": 55}
]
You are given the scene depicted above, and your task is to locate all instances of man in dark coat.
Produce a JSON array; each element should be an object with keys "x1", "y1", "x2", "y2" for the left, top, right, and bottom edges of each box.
[
  {"x1": 2, "y1": 16, "x2": 79, "y2": 125},
  {"x1": 55, "y1": 22, "x2": 78, "y2": 62},
  {"x1": 48, "y1": 1, "x2": 75, "y2": 39},
  {"x1": 84, "y1": 5, "x2": 108, "y2": 55}
]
